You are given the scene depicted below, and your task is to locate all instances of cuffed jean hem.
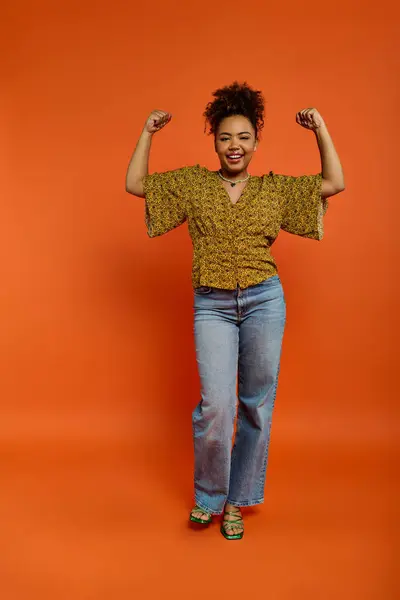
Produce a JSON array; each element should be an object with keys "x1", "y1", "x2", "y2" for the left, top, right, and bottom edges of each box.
[
  {"x1": 226, "y1": 497, "x2": 264, "y2": 508},
  {"x1": 194, "y1": 496, "x2": 224, "y2": 516}
]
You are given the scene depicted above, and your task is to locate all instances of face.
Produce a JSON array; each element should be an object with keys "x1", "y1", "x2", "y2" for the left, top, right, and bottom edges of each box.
[{"x1": 215, "y1": 115, "x2": 257, "y2": 175}]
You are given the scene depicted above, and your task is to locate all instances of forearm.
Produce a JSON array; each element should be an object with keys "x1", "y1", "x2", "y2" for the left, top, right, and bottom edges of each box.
[
  {"x1": 315, "y1": 123, "x2": 345, "y2": 196},
  {"x1": 125, "y1": 129, "x2": 153, "y2": 197}
]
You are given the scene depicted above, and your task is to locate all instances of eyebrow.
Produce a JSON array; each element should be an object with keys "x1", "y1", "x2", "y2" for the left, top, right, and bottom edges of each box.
[{"x1": 218, "y1": 131, "x2": 252, "y2": 136}]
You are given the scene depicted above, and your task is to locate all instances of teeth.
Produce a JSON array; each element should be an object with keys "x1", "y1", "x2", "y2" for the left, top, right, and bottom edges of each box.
[{"x1": 228, "y1": 155, "x2": 241, "y2": 159}]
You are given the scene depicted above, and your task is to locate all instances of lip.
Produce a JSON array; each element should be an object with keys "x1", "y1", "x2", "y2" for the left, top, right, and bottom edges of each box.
[{"x1": 226, "y1": 154, "x2": 243, "y2": 162}]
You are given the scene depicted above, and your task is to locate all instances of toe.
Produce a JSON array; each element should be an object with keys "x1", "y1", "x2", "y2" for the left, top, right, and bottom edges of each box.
[{"x1": 192, "y1": 509, "x2": 210, "y2": 522}]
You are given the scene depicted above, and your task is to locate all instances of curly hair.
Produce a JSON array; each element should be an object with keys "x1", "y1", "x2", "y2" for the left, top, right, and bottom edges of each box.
[{"x1": 203, "y1": 81, "x2": 265, "y2": 139}]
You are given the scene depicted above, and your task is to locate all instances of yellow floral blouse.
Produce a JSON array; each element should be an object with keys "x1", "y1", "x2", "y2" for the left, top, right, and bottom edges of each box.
[{"x1": 142, "y1": 165, "x2": 328, "y2": 290}]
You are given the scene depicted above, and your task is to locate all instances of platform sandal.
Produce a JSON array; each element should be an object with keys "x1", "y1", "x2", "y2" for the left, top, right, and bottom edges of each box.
[
  {"x1": 189, "y1": 505, "x2": 212, "y2": 525},
  {"x1": 220, "y1": 507, "x2": 244, "y2": 540}
]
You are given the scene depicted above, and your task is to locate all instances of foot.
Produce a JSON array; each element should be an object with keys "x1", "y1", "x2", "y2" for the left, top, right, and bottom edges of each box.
[
  {"x1": 190, "y1": 505, "x2": 212, "y2": 524},
  {"x1": 221, "y1": 503, "x2": 244, "y2": 538}
]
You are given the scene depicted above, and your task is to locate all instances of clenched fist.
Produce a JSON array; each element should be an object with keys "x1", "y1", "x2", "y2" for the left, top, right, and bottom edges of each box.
[
  {"x1": 296, "y1": 108, "x2": 325, "y2": 131},
  {"x1": 144, "y1": 110, "x2": 172, "y2": 134}
]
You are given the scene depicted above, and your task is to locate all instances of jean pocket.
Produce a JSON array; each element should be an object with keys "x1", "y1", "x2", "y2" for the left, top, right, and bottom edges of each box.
[{"x1": 194, "y1": 286, "x2": 213, "y2": 295}]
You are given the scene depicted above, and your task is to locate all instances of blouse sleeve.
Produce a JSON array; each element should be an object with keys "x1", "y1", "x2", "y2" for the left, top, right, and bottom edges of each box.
[
  {"x1": 142, "y1": 166, "x2": 194, "y2": 237},
  {"x1": 273, "y1": 172, "x2": 328, "y2": 240}
]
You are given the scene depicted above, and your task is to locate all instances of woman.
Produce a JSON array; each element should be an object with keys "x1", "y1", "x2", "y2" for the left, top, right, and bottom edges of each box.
[{"x1": 125, "y1": 82, "x2": 345, "y2": 540}]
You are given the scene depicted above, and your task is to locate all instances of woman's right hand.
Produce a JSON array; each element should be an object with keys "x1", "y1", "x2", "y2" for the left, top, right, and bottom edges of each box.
[{"x1": 144, "y1": 110, "x2": 172, "y2": 134}]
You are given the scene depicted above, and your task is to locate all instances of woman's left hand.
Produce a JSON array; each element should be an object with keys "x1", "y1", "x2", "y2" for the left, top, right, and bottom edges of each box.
[{"x1": 296, "y1": 108, "x2": 325, "y2": 131}]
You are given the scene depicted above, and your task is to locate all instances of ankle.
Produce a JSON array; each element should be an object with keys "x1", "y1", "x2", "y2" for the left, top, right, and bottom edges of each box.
[{"x1": 225, "y1": 503, "x2": 241, "y2": 512}]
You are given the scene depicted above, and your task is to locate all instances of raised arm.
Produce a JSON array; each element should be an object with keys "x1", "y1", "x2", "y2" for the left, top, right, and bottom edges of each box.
[
  {"x1": 296, "y1": 108, "x2": 345, "y2": 199},
  {"x1": 125, "y1": 110, "x2": 172, "y2": 197}
]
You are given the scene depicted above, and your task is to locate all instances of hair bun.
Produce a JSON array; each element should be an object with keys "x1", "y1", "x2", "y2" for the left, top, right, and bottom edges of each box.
[{"x1": 204, "y1": 81, "x2": 265, "y2": 138}]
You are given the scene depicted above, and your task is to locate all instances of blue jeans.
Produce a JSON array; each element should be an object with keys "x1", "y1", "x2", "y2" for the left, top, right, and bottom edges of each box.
[{"x1": 192, "y1": 275, "x2": 286, "y2": 515}]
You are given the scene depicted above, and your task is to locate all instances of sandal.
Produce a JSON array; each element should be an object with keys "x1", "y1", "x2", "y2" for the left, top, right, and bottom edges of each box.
[
  {"x1": 220, "y1": 507, "x2": 244, "y2": 540},
  {"x1": 189, "y1": 505, "x2": 212, "y2": 525}
]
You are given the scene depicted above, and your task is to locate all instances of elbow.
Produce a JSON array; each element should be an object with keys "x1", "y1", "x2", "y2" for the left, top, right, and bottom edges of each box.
[
  {"x1": 335, "y1": 173, "x2": 346, "y2": 194},
  {"x1": 322, "y1": 177, "x2": 345, "y2": 198},
  {"x1": 125, "y1": 179, "x2": 145, "y2": 198},
  {"x1": 330, "y1": 175, "x2": 346, "y2": 195},
  {"x1": 329, "y1": 184, "x2": 345, "y2": 199}
]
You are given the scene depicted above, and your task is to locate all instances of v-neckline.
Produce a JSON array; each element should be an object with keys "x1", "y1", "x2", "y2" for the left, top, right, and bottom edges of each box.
[{"x1": 214, "y1": 171, "x2": 252, "y2": 208}]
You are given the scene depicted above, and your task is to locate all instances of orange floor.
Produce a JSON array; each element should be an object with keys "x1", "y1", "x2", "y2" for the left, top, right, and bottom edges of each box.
[{"x1": 1, "y1": 433, "x2": 396, "y2": 600}]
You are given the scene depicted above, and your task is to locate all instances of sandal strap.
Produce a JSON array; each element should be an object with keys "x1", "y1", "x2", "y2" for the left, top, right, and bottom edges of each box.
[
  {"x1": 224, "y1": 509, "x2": 242, "y2": 517},
  {"x1": 223, "y1": 516, "x2": 243, "y2": 525},
  {"x1": 222, "y1": 519, "x2": 244, "y2": 531},
  {"x1": 223, "y1": 508, "x2": 243, "y2": 530},
  {"x1": 191, "y1": 505, "x2": 211, "y2": 517}
]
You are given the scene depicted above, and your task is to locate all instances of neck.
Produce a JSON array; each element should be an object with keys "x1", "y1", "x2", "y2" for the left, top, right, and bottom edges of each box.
[{"x1": 219, "y1": 168, "x2": 248, "y2": 181}]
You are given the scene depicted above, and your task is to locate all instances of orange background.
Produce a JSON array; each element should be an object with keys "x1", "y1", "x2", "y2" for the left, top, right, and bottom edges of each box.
[{"x1": 1, "y1": 1, "x2": 398, "y2": 598}]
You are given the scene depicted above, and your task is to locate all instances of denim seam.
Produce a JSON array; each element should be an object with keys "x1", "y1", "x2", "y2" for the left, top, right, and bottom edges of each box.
[
  {"x1": 256, "y1": 376, "x2": 279, "y2": 490},
  {"x1": 193, "y1": 413, "x2": 226, "y2": 515}
]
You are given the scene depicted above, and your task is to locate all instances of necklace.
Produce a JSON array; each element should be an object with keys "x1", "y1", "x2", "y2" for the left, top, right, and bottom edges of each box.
[{"x1": 217, "y1": 170, "x2": 250, "y2": 187}]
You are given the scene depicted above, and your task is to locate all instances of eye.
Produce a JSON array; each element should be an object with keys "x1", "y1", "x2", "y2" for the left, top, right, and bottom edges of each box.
[{"x1": 220, "y1": 137, "x2": 229, "y2": 142}]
